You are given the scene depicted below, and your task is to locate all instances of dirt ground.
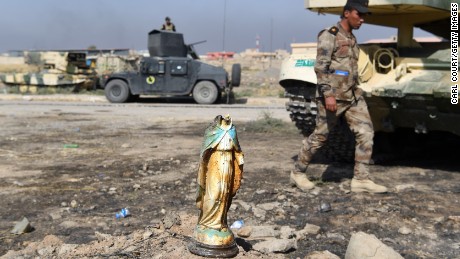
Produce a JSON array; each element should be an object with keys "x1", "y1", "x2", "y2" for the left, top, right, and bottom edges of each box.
[{"x1": 0, "y1": 99, "x2": 459, "y2": 259}]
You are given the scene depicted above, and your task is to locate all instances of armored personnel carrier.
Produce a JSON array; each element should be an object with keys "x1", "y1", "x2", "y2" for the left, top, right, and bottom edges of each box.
[
  {"x1": 0, "y1": 51, "x2": 96, "y2": 93},
  {"x1": 103, "y1": 30, "x2": 241, "y2": 104},
  {"x1": 279, "y1": 0, "x2": 458, "y2": 161}
]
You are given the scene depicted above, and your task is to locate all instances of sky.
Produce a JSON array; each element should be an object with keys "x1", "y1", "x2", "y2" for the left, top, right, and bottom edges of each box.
[{"x1": 0, "y1": 0, "x2": 433, "y2": 55}]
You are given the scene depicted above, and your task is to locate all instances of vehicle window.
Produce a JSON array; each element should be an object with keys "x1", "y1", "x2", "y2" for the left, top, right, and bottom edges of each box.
[
  {"x1": 159, "y1": 61, "x2": 165, "y2": 74},
  {"x1": 170, "y1": 61, "x2": 188, "y2": 75},
  {"x1": 148, "y1": 63, "x2": 158, "y2": 74}
]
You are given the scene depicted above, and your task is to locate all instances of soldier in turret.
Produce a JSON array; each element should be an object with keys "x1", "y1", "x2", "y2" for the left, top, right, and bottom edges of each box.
[
  {"x1": 161, "y1": 16, "x2": 176, "y2": 32},
  {"x1": 290, "y1": 0, "x2": 388, "y2": 193}
]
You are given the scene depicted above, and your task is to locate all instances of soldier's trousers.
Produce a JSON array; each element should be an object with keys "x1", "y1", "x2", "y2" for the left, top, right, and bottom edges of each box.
[{"x1": 298, "y1": 96, "x2": 374, "y2": 180}]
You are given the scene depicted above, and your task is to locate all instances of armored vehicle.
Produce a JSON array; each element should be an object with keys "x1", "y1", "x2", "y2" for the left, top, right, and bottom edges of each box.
[
  {"x1": 279, "y1": 0, "x2": 459, "y2": 161},
  {"x1": 103, "y1": 30, "x2": 241, "y2": 104},
  {"x1": 0, "y1": 51, "x2": 96, "y2": 93}
]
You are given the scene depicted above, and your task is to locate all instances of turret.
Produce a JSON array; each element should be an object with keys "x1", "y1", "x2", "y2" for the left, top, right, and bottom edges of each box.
[
  {"x1": 304, "y1": 0, "x2": 457, "y2": 48},
  {"x1": 147, "y1": 29, "x2": 187, "y2": 57}
]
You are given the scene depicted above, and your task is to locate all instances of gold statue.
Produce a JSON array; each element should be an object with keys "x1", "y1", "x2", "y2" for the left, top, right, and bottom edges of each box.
[{"x1": 189, "y1": 115, "x2": 244, "y2": 257}]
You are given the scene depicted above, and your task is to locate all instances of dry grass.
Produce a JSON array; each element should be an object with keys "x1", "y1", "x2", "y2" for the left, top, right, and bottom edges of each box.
[{"x1": 242, "y1": 111, "x2": 297, "y2": 134}]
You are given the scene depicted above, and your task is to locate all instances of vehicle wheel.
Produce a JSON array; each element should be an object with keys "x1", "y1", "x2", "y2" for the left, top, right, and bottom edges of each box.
[
  {"x1": 105, "y1": 79, "x2": 131, "y2": 103},
  {"x1": 193, "y1": 81, "x2": 219, "y2": 104},
  {"x1": 231, "y1": 64, "x2": 241, "y2": 86}
]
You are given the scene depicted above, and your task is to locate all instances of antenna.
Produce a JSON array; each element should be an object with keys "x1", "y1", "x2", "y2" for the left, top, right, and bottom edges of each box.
[{"x1": 222, "y1": 0, "x2": 227, "y2": 66}]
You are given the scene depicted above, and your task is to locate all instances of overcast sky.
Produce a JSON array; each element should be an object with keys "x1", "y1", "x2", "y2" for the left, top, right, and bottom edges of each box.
[{"x1": 0, "y1": 0, "x2": 433, "y2": 55}]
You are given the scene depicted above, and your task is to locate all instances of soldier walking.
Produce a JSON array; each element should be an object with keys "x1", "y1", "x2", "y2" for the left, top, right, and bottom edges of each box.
[{"x1": 290, "y1": 0, "x2": 388, "y2": 193}]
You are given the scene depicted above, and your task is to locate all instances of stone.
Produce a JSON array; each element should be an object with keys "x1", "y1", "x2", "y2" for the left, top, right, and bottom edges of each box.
[
  {"x1": 253, "y1": 238, "x2": 297, "y2": 253},
  {"x1": 295, "y1": 223, "x2": 321, "y2": 240},
  {"x1": 59, "y1": 221, "x2": 80, "y2": 229},
  {"x1": 234, "y1": 200, "x2": 252, "y2": 211},
  {"x1": 310, "y1": 187, "x2": 321, "y2": 196},
  {"x1": 229, "y1": 203, "x2": 238, "y2": 211},
  {"x1": 277, "y1": 194, "x2": 286, "y2": 200},
  {"x1": 394, "y1": 184, "x2": 416, "y2": 192},
  {"x1": 339, "y1": 182, "x2": 351, "y2": 194},
  {"x1": 49, "y1": 210, "x2": 62, "y2": 220},
  {"x1": 252, "y1": 207, "x2": 266, "y2": 219},
  {"x1": 95, "y1": 231, "x2": 112, "y2": 241},
  {"x1": 143, "y1": 230, "x2": 153, "y2": 239},
  {"x1": 279, "y1": 226, "x2": 296, "y2": 239},
  {"x1": 448, "y1": 216, "x2": 460, "y2": 222},
  {"x1": 398, "y1": 226, "x2": 412, "y2": 235},
  {"x1": 250, "y1": 226, "x2": 280, "y2": 239},
  {"x1": 37, "y1": 247, "x2": 56, "y2": 256},
  {"x1": 161, "y1": 211, "x2": 181, "y2": 229},
  {"x1": 133, "y1": 184, "x2": 141, "y2": 190},
  {"x1": 319, "y1": 202, "x2": 332, "y2": 212},
  {"x1": 58, "y1": 244, "x2": 78, "y2": 256},
  {"x1": 345, "y1": 231, "x2": 403, "y2": 259},
  {"x1": 326, "y1": 233, "x2": 346, "y2": 240},
  {"x1": 306, "y1": 250, "x2": 341, "y2": 259},
  {"x1": 257, "y1": 202, "x2": 280, "y2": 211},
  {"x1": 237, "y1": 226, "x2": 253, "y2": 237},
  {"x1": 70, "y1": 200, "x2": 78, "y2": 208},
  {"x1": 11, "y1": 217, "x2": 33, "y2": 234}
]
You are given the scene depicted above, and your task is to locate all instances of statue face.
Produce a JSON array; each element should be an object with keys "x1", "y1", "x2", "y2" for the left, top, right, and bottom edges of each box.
[
  {"x1": 213, "y1": 115, "x2": 232, "y2": 129},
  {"x1": 219, "y1": 115, "x2": 232, "y2": 129}
]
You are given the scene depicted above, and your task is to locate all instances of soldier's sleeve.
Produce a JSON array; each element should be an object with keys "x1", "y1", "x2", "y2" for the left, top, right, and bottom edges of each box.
[{"x1": 314, "y1": 29, "x2": 336, "y2": 98}]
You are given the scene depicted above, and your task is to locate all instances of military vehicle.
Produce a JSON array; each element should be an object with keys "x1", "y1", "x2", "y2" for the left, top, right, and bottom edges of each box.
[
  {"x1": 0, "y1": 51, "x2": 97, "y2": 93},
  {"x1": 103, "y1": 30, "x2": 241, "y2": 104},
  {"x1": 90, "y1": 49, "x2": 141, "y2": 88},
  {"x1": 279, "y1": 0, "x2": 458, "y2": 161}
]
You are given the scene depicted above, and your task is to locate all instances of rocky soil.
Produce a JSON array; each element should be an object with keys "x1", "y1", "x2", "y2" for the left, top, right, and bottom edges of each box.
[
  {"x1": 1, "y1": 55, "x2": 459, "y2": 258},
  {"x1": 0, "y1": 99, "x2": 459, "y2": 259}
]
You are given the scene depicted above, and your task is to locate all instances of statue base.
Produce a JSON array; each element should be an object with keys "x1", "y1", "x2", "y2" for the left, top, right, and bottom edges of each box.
[
  {"x1": 188, "y1": 226, "x2": 239, "y2": 257},
  {"x1": 188, "y1": 240, "x2": 238, "y2": 258}
]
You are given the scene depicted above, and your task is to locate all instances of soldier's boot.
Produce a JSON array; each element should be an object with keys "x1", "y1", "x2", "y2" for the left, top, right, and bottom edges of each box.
[
  {"x1": 290, "y1": 161, "x2": 315, "y2": 191},
  {"x1": 350, "y1": 179, "x2": 388, "y2": 193},
  {"x1": 351, "y1": 162, "x2": 387, "y2": 193},
  {"x1": 290, "y1": 171, "x2": 315, "y2": 191}
]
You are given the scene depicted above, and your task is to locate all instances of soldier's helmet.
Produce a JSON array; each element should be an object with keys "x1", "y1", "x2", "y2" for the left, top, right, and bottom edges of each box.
[{"x1": 345, "y1": 0, "x2": 370, "y2": 14}]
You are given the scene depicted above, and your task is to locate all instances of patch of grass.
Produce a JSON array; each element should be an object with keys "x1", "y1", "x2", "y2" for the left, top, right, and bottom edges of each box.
[{"x1": 243, "y1": 111, "x2": 297, "y2": 134}]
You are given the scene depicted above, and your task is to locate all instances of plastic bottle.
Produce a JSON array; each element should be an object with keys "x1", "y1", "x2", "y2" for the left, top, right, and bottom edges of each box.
[
  {"x1": 115, "y1": 208, "x2": 131, "y2": 219},
  {"x1": 230, "y1": 219, "x2": 244, "y2": 229}
]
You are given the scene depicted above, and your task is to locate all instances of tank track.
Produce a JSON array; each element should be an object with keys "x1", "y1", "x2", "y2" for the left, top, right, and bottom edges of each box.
[{"x1": 284, "y1": 88, "x2": 355, "y2": 163}]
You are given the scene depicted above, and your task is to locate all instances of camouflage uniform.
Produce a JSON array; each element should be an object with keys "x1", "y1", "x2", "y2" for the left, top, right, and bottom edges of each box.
[{"x1": 298, "y1": 22, "x2": 373, "y2": 179}]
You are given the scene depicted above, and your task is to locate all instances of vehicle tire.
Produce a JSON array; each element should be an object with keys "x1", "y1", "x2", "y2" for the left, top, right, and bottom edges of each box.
[
  {"x1": 231, "y1": 64, "x2": 241, "y2": 86},
  {"x1": 192, "y1": 81, "x2": 219, "y2": 104},
  {"x1": 105, "y1": 79, "x2": 131, "y2": 103}
]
